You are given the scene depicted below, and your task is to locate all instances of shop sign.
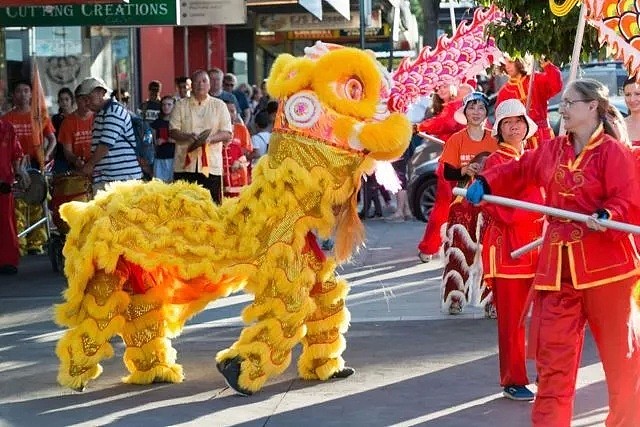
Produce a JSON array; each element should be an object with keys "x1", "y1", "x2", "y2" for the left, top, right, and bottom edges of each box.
[
  {"x1": 288, "y1": 30, "x2": 339, "y2": 40},
  {"x1": 257, "y1": 10, "x2": 381, "y2": 33},
  {"x1": 0, "y1": 1, "x2": 125, "y2": 5},
  {"x1": 0, "y1": 0, "x2": 177, "y2": 27},
  {"x1": 178, "y1": 0, "x2": 245, "y2": 26}
]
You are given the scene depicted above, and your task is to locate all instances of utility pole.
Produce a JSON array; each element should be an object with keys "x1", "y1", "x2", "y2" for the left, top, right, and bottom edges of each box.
[
  {"x1": 422, "y1": 0, "x2": 439, "y2": 48},
  {"x1": 359, "y1": 0, "x2": 367, "y2": 49}
]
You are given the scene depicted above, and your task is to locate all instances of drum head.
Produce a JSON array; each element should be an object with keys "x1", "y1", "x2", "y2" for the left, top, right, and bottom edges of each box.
[{"x1": 22, "y1": 170, "x2": 47, "y2": 205}]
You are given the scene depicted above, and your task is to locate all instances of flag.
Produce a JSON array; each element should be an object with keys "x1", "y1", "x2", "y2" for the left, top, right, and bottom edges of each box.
[{"x1": 31, "y1": 60, "x2": 49, "y2": 167}]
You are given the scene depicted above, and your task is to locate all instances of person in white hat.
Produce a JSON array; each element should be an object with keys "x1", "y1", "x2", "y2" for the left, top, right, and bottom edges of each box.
[
  {"x1": 478, "y1": 99, "x2": 544, "y2": 401},
  {"x1": 77, "y1": 77, "x2": 143, "y2": 193},
  {"x1": 466, "y1": 79, "x2": 640, "y2": 425}
]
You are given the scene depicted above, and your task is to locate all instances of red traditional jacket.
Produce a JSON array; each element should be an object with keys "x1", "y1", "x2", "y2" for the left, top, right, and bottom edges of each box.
[
  {"x1": 481, "y1": 144, "x2": 544, "y2": 279},
  {"x1": 496, "y1": 63, "x2": 562, "y2": 149},
  {"x1": 0, "y1": 119, "x2": 24, "y2": 184},
  {"x1": 416, "y1": 99, "x2": 464, "y2": 143},
  {"x1": 482, "y1": 127, "x2": 640, "y2": 290}
]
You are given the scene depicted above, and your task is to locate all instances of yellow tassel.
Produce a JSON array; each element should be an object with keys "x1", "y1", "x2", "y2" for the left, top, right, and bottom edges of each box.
[{"x1": 57, "y1": 364, "x2": 103, "y2": 390}]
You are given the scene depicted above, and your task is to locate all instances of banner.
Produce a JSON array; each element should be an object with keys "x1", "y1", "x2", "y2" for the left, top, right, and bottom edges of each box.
[{"x1": 178, "y1": 0, "x2": 245, "y2": 26}]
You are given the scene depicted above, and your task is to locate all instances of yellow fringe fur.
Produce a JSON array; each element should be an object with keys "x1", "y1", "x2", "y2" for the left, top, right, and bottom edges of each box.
[{"x1": 55, "y1": 44, "x2": 411, "y2": 392}]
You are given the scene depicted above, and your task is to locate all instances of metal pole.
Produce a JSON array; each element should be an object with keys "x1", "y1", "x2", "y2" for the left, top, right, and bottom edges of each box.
[
  {"x1": 452, "y1": 187, "x2": 640, "y2": 235},
  {"x1": 558, "y1": 2, "x2": 587, "y2": 135},
  {"x1": 448, "y1": 1, "x2": 457, "y2": 33},
  {"x1": 359, "y1": 0, "x2": 366, "y2": 49},
  {"x1": 388, "y1": 6, "x2": 395, "y2": 72}
]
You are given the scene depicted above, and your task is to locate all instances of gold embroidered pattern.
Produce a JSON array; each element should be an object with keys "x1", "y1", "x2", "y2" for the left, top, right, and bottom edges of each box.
[{"x1": 124, "y1": 322, "x2": 162, "y2": 348}]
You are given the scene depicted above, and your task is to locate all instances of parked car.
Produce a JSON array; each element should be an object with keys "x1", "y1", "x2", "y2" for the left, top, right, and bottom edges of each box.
[
  {"x1": 408, "y1": 95, "x2": 629, "y2": 222},
  {"x1": 550, "y1": 61, "x2": 629, "y2": 105},
  {"x1": 407, "y1": 137, "x2": 443, "y2": 222}
]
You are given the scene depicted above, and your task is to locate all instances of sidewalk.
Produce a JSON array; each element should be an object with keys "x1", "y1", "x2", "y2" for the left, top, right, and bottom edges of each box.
[{"x1": 0, "y1": 220, "x2": 608, "y2": 426}]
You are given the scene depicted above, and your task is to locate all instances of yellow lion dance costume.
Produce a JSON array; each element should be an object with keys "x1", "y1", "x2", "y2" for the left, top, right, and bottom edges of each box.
[{"x1": 54, "y1": 42, "x2": 411, "y2": 395}]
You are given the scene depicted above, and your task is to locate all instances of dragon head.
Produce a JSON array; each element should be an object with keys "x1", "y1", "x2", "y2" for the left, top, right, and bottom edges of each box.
[{"x1": 265, "y1": 41, "x2": 412, "y2": 161}]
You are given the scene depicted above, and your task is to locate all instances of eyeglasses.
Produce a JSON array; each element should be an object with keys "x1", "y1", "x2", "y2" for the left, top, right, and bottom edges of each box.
[{"x1": 559, "y1": 99, "x2": 591, "y2": 108}]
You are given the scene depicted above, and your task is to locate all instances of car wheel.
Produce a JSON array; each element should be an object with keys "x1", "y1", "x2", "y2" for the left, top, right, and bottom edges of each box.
[{"x1": 413, "y1": 177, "x2": 437, "y2": 222}]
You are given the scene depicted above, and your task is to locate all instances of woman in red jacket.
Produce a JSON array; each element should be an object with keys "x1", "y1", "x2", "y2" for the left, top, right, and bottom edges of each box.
[
  {"x1": 466, "y1": 79, "x2": 640, "y2": 426},
  {"x1": 496, "y1": 56, "x2": 562, "y2": 149},
  {"x1": 480, "y1": 99, "x2": 544, "y2": 401}
]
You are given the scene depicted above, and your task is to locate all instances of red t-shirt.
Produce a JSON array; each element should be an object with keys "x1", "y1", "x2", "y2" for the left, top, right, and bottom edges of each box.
[
  {"x1": 57, "y1": 112, "x2": 94, "y2": 161},
  {"x1": 2, "y1": 110, "x2": 54, "y2": 164},
  {"x1": 0, "y1": 119, "x2": 24, "y2": 183},
  {"x1": 232, "y1": 122, "x2": 252, "y2": 154}
]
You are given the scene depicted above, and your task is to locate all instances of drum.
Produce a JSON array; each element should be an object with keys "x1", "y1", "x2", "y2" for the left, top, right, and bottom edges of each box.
[
  {"x1": 50, "y1": 173, "x2": 92, "y2": 233},
  {"x1": 13, "y1": 169, "x2": 48, "y2": 205}
]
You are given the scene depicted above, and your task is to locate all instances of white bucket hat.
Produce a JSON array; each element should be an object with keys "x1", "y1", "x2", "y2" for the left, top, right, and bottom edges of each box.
[{"x1": 492, "y1": 99, "x2": 538, "y2": 141}]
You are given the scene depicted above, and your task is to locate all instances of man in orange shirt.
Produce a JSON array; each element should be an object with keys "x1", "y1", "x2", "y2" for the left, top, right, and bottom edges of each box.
[
  {"x1": 58, "y1": 85, "x2": 94, "y2": 171},
  {"x1": 2, "y1": 80, "x2": 56, "y2": 255}
]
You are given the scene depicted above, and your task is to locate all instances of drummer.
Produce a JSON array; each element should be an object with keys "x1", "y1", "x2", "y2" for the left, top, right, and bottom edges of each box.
[
  {"x1": 2, "y1": 80, "x2": 56, "y2": 256},
  {"x1": 58, "y1": 84, "x2": 95, "y2": 172}
]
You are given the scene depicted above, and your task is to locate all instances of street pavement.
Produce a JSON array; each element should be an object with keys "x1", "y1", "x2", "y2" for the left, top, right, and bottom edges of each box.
[{"x1": 0, "y1": 218, "x2": 608, "y2": 427}]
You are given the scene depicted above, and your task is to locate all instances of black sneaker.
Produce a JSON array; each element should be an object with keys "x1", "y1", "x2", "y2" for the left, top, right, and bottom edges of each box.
[
  {"x1": 330, "y1": 366, "x2": 355, "y2": 379},
  {"x1": 216, "y1": 356, "x2": 253, "y2": 396}
]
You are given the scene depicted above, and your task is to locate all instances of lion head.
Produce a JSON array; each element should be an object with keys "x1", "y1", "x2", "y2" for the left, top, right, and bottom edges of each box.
[{"x1": 265, "y1": 41, "x2": 412, "y2": 161}]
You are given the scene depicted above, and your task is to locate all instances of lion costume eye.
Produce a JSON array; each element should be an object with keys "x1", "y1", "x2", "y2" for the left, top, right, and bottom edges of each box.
[
  {"x1": 343, "y1": 78, "x2": 364, "y2": 101},
  {"x1": 312, "y1": 49, "x2": 381, "y2": 120}
]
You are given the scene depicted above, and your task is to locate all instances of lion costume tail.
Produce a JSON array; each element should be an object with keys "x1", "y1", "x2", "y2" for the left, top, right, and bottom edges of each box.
[{"x1": 54, "y1": 180, "x2": 246, "y2": 389}]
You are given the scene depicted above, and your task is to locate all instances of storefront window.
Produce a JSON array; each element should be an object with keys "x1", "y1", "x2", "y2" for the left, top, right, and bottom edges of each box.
[
  {"x1": 91, "y1": 26, "x2": 135, "y2": 108},
  {"x1": 0, "y1": 26, "x2": 135, "y2": 114}
]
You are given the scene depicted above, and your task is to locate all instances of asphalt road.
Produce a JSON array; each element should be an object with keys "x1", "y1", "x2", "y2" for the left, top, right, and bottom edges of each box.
[{"x1": 0, "y1": 219, "x2": 608, "y2": 426}]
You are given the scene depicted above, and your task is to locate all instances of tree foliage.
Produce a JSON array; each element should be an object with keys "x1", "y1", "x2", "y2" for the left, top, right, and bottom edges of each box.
[
  {"x1": 410, "y1": 0, "x2": 424, "y2": 36},
  {"x1": 475, "y1": 0, "x2": 605, "y2": 66}
]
